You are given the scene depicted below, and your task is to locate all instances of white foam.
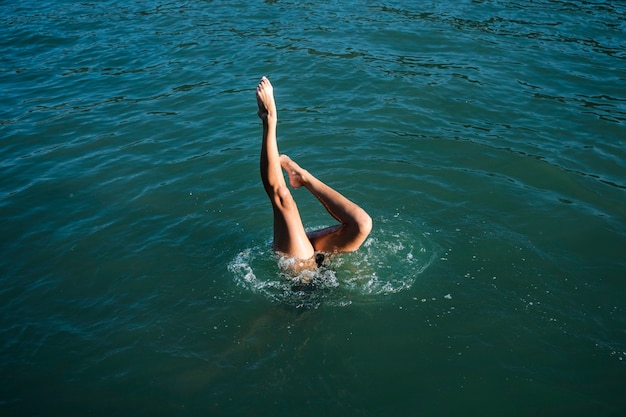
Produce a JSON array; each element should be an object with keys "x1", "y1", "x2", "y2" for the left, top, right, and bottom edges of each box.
[{"x1": 227, "y1": 217, "x2": 437, "y2": 308}]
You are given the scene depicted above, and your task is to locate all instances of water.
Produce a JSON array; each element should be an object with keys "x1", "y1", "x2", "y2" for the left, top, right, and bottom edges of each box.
[{"x1": 1, "y1": 0, "x2": 625, "y2": 415}]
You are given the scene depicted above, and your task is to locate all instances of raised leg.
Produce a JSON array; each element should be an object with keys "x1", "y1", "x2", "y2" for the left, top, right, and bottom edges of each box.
[
  {"x1": 280, "y1": 155, "x2": 372, "y2": 253},
  {"x1": 257, "y1": 77, "x2": 315, "y2": 260}
]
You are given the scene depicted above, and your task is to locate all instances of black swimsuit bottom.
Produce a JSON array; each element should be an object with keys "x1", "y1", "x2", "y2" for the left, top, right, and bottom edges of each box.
[{"x1": 315, "y1": 253, "x2": 326, "y2": 268}]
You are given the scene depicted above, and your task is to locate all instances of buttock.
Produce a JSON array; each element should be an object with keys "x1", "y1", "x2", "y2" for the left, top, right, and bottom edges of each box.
[{"x1": 277, "y1": 253, "x2": 316, "y2": 275}]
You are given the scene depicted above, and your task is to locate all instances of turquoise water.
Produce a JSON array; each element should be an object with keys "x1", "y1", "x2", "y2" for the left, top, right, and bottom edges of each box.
[{"x1": 2, "y1": 0, "x2": 625, "y2": 415}]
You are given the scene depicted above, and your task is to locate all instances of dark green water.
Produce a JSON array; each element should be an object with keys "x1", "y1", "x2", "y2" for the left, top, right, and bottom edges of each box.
[{"x1": 1, "y1": 1, "x2": 625, "y2": 416}]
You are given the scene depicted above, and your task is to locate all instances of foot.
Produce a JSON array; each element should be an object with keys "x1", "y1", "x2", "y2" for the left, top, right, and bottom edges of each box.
[
  {"x1": 256, "y1": 76, "x2": 277, "y2": 121},
  {"x1": 280, "y1": 155, "x2": 308, "y2": 189}
]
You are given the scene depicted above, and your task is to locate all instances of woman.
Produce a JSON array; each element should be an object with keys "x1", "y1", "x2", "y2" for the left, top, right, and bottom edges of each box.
[{"x1": 256, "y1": 76, "x2": 372, "y2": 274}]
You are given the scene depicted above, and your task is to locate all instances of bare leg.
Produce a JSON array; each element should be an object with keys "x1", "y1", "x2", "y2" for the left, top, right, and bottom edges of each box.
[
  {"x1": 280, "y1": 155, "x2": 372, "y2": 253},
  {"x1": 257, "y1": 77, "x2": 315, "y2": 261}
]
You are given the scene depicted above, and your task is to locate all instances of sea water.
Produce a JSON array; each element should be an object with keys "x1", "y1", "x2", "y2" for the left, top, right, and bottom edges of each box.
[{"x1": 1, "y1": 0, "x2": 625, "y2": 416}]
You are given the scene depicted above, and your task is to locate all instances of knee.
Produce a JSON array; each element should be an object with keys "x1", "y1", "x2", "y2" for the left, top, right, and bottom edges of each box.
[
  {"x1": 355, "y1": 210, "x2": 372, "y2": 237},
  {"x1": 272, "y1": 184, "x2": 296, "y2": 211}
]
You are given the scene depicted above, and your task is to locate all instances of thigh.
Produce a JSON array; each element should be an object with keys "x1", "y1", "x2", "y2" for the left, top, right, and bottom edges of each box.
[
  {"x1": 308, "y1": 222, "x2": 368, "y2": 254},
  {"x1": 271, "y1": 195, "x2": 315, "y2": 260}
]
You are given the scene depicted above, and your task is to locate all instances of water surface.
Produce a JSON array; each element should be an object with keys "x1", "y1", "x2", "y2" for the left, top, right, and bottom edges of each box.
[{"x1": 1, "y1": 1, "x2": 625, "y2": 416}]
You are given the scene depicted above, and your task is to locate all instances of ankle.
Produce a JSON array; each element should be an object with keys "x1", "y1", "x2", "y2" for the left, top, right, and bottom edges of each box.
[
  {"x1": 299, "y1": 169, "x2": 312, "y2": 187},
  {"x1": 261, "y1": 116, "x2": 277, "y2": 127}
]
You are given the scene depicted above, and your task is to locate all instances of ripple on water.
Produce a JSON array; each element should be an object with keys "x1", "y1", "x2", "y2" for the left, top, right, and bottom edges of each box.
[{"x1": 228, "y1": 215, "x2": 437, "y2": 309}]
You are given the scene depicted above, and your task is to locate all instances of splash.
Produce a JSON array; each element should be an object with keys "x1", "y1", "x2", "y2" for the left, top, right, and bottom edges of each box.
[{"x1": 227, "y1": 217, "x2": 437, "y2": 308}]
